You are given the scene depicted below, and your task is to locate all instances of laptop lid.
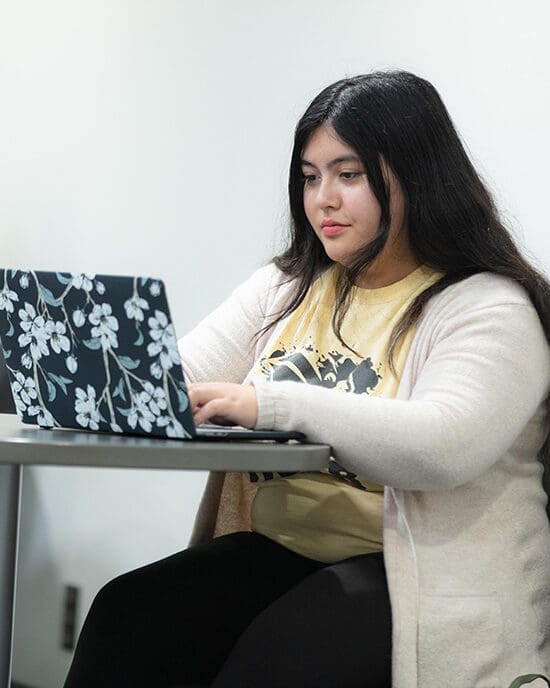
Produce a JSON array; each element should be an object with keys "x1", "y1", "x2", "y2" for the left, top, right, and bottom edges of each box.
[{"x1": 0, "y1": 269, "x2": 207, "y2": 439}]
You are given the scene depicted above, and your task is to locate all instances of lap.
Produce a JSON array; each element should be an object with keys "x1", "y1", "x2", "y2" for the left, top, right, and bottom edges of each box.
[
  {"x1": 212, "y1": 551, "x2": 392, "y2": 688},
  {"x1": 64, "y1": 533, "x2": 391, "y2": 688},
  {"x1": 65, "y1": 532, "x2": 323, "y2": 687}
]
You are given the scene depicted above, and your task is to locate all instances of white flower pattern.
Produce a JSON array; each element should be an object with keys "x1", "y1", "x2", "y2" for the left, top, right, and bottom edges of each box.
[
  {"x1": 156, "y1": 416, "x2": 185, "y2": 438},
  {"x1": 147, "y1": 310, "x2": 180, "y2": 372},
  {"x1": 71, "y1": 273, "x2": 95, "y2": 292},
  {"x1": 46, "y1": 320, "x2": 71, "y2": 354},
  {"x1": 11, "y1": 372, "x2": 37, "y2": 413},
  {"x1": 19, "y1": 303, "x2": 42, "y2": 333},
  {"x1": 89, "y1": 303, "x2": 119, "y2": 350},
  {"x1": 124, "y1": 295, "x2": 149, "y2": 322},
  {"x1": 128, "y1": 393, "x2": 156, "y2": 432},
  {"x1": 18, "y1": 322, "x2": 50, "y2": 361},
  {"x1": 75, "y1": 385, "x2": 101, "y2": 430},
  {"x1": 0, "y1": 286, "x2": 19, "y2": 313},
  {"x1": 27, "y1": 405, "x2": 55, "y2": 428}
]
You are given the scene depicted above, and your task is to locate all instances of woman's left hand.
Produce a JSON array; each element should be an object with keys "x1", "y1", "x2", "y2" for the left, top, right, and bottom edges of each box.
[{"x1": 188, "y1": 382, "x2": 258, "y2": 428}]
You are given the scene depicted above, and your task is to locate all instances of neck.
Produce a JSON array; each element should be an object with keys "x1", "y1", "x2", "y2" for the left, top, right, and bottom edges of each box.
[{"x1": 355, "y1": 250, "x2": 421, "y2": 289}]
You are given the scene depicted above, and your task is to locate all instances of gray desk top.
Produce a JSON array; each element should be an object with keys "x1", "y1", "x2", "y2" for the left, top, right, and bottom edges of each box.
[{"x1": 0, "y1": 413, "x2": 331, "y2": 472}]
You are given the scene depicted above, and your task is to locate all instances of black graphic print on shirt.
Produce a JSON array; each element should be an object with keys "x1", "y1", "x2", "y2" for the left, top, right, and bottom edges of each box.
[
  {"x1": 259, "y1": 342, "x2": 381, "y2": 394},
  {"x1": 250, "y1": 340, "x2": 383, "y2": 490}
]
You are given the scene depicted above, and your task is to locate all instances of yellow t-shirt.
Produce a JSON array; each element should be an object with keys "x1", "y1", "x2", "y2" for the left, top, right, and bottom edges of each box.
[{"x1": 250, "y1": 264, "x2": 443, "y2": 562}]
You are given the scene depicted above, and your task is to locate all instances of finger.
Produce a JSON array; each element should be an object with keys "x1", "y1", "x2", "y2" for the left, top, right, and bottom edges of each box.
[
  {"x1": 188, "y1": 384, "x2": 220, "y2": 412},
  {"x1": 193, "y1": 398, "x2": 234, "y2": 426}
]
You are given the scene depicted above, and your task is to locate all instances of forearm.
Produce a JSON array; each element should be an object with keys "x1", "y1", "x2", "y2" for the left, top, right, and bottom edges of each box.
[
  {"x1": 253, "y1": 301, "x2": 550, "y2": 490},
  {"x1": 253, "y1": 379, "x2": 542, "y2": 489}
]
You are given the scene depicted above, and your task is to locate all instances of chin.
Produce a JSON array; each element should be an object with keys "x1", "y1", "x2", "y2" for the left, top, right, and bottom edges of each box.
[
  {"x1": 320, "y1": 239, "x2": 359, "y2": 266},
  {"x1": 323, "y1": 249, "x2": 353, "y2": 267}
]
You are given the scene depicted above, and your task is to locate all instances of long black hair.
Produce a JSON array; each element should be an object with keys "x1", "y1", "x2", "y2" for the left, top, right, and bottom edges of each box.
[{"x1": 272, "y1": 70, "x2": 550, "y2": 506}]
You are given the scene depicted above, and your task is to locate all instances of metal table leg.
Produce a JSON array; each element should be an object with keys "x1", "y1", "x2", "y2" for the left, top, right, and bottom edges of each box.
[{"x1": 0, "y1": 464, "x2": 21, "y2": 688}]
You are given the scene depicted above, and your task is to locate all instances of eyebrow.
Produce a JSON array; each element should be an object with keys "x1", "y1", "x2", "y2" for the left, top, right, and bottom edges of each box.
[{"x1": 300, "y1": 155, "x2": 362, "y2": 169}]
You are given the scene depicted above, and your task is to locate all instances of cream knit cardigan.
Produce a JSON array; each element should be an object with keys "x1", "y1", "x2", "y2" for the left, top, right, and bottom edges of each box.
[{"x1": 179, "y1": 264, "x2": 550, "y2": 688}]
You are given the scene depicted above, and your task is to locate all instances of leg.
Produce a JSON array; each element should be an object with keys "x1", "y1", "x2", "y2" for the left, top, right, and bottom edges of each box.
[
  {"x1": 212, "y1": 551, "x2": 392, "y2": 688},
  {"x1": 63, "y1": 531, "x2": 324, "y2": 688}
]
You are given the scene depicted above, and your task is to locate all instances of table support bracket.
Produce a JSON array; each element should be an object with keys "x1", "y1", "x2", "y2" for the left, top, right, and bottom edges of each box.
[{"x1": 0, "y1": 464, "x2": 22, "y2": 688}]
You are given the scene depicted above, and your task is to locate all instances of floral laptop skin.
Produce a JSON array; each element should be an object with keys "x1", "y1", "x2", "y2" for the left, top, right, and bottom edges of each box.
[{"x1": 0, "y1": 269, "x2": 196, "y2": 439}]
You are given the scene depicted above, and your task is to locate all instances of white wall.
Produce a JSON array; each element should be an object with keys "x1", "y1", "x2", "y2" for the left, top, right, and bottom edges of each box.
[{"x1": 0, "y1": 0, "x2": 548, "y2": 685}]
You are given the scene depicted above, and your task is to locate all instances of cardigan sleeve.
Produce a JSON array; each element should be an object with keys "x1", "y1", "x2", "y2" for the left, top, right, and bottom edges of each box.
[
  {"x1": 177, "y1": 263, "x2": 287, "y2": 385},
  {"x1": 253, "y1": 291, "x2": 550, "y2": 491}
]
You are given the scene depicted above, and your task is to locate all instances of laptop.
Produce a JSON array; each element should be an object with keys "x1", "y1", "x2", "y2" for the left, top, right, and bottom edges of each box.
[{"x1": 0, "y1": 269, "x2": 304, "y2": 443}]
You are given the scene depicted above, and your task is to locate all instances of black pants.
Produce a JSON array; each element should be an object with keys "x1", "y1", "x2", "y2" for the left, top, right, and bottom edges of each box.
[{"x1": 63, "y1": 532, "x2": 392, "y2": 688}]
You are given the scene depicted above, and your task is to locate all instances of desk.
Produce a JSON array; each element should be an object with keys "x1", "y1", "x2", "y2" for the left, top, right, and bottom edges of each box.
[{"x1": 0, "y1": 413, "x2": 330, "y2": 688}]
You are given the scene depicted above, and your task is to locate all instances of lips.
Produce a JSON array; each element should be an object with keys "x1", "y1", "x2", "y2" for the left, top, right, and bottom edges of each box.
[{"x1": 321, "y1": 220, "x2": 349, "y2": 237}]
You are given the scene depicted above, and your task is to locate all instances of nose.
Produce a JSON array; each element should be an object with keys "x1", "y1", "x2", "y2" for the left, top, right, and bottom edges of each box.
[{"x1": 316, "y1": 177, "x2": 341, "y2": 210}]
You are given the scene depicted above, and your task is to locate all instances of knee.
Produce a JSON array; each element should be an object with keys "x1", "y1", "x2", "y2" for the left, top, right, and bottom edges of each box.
[{"x1": 86, "y1": 569, "x2": 140, "y2": 627}]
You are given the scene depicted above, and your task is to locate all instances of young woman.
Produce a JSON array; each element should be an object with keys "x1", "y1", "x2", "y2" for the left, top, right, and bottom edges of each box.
[{"x1": 64, "y1": 71, "x2": 550, "y2": 688}]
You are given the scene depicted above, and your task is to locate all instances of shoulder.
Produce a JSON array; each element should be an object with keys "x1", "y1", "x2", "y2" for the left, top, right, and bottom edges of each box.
[
  {"x1": 420, "y1": 272, "x2": 548, "y2": 363},
  {"x1": 409, "y1": 273, "x2": 550, "y2": 398},
  {"x1": 427, "y1": 272, "x2": 536, "y2": 316},
  {"x1": 230, "y1": 262, "x2": 298, "y2": 316},
  {"x1": 226, "y1": 263, "x2": 281, "y2": 297},
  {"x1": 240, "y1": 262, "x2": 291, "y2": 290},
  {"x1": 420, "y1": 271, "x2": 547, "y2": 347}
]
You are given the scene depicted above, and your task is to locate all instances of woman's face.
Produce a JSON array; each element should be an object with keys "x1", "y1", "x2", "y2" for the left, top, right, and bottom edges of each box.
[{"x1": 301, "y1": 125, "x2": 416, "y2": 287}]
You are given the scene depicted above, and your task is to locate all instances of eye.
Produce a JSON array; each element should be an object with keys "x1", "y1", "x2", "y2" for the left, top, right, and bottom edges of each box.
[
  {"x1": 302, "y1": 173, "x2": 318, "y2": 184},
  {"x1": 340, "y1": 171, "x2": 362, "y2": 180}
]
